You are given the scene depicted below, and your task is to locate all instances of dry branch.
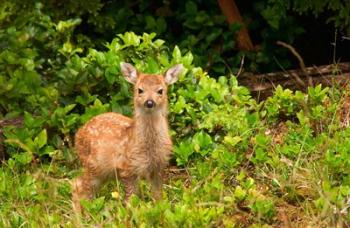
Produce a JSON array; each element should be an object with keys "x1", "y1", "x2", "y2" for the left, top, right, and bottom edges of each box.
[
  {"x1": 240, "y1": 62, "x2": 350, "y2": 99},
  {"x1": 276, "y1": 41, "x2": 313, "y2": 87}
]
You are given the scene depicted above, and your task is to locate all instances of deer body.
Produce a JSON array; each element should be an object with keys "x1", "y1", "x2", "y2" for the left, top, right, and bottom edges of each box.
[{"x1": 72, "y1": 63, "x2": 183, "y2": 212}]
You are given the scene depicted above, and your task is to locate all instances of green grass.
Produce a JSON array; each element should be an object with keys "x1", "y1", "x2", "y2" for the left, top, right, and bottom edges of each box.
[{"x1": 1, "y1": 123, "x2": 350, "y2": 227}]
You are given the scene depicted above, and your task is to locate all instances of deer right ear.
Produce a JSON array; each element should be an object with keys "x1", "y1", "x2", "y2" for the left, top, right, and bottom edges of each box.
[
  {"x1": 164, "y1": 64, "x2": 183, "y2": 85},
  {"x1": 120, "y1": 62, "x2": 137, "y2": 84}
]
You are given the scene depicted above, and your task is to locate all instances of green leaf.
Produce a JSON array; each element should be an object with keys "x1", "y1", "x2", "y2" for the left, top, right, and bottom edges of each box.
[
  {"x1": 234, "y1": 186, "x2": 246, "y2": 201},
  {"x1": 153, "y1": 39, "x2": 165, "y2": 48},
  {"x1": 185, "y1": 1, "x2": 198, "y2": 15},
  {"x1": 13, "y1": 152, "x2": 33, "y2": 165},
  {"x1": 105, "y1": 66, "x2": 118, "y2": 84},
  {"x1": 24, "y1": 112, "x2": 35, "y2": 128},
  {"x1": 146, "y1": 57, "x2": 159, "y2": 73},
  {"x1": 174, "y1": 140, "x2": 194, "y2": 166},
  {"x1": 119, "y1": 32, "x2": 140, "y2": 47},
  {"x1": 192, "y1": 131, "x2": 212, "y2": 151},
  {"x1": 34, "y1": 129, "x2": 47, "y2": 149},
  {"x1": 172, "y1": 96, "x2": 186, "y2": 114},
  {"x1": 223, "y1": 135, "x2": 242, "y2": 147},
  {"x1": 182, "y1": 52, "x2": 193, "y2": 66},
  {"x1": 145, "y1": 15, "x2": 156, "y2": 30},
  {"x1": 56, "y1": 18, "x2": 82, "y2": 32},
  {"x1": 81, "y1": 196, "x2": 105, "y2": 214},
  {"x1": 172, "y1": 46, "x2": 182, "y2": 63}
]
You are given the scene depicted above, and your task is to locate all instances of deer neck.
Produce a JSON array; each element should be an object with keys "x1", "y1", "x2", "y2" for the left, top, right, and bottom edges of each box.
[
  {"x1": 130, "y1": 107, "x2": 172, "y2": 173},
  {"x1": 134, "y1": 109, "x2": 168, "y2": 144}
]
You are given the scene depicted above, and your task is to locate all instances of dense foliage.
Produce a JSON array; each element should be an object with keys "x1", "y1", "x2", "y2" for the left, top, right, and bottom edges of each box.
[
  {"x1": 1, "y1": 0, "x2": 350, "y2": 226},
  {"x1": 2, "y1": 0, "x2": 350, "y2": 75}
]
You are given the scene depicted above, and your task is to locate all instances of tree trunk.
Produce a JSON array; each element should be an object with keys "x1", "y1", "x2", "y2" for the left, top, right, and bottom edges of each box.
[{"x1": 218, "y1": 0, "x2": 254, "y2": 51}]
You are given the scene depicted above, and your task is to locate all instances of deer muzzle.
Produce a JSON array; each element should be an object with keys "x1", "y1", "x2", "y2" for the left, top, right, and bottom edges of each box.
[{"x1": 144, "y1": 99, "x2": 155, "y2": 109}]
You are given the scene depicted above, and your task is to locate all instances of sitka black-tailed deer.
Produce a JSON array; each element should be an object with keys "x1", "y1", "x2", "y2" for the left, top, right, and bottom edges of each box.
[{"x1": 72, "y1": 62, "x2": 183, "y2": 212}]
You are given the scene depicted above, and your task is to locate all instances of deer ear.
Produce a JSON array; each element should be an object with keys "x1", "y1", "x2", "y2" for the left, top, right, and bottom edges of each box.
[
  {"x1": 120, "y1": 62, "x2": 137, "y2": 84},
  {"x1": 164, "y1": 64, "x2": 183, "y2": 85}
]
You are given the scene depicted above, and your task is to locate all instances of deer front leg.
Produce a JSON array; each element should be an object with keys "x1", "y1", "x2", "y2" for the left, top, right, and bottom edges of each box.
[
  {"x1": 151, "y1": 170, "x2": 163, "y2": 200},
  {"x1": 120, "y1": 175, "x2": 137, "y2": 202}
]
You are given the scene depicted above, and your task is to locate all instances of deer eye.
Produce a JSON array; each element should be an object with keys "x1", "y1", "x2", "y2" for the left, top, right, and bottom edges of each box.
[
  {"x1": 157, "y1": 89, "x2": 163, "y2": 95},
  {"x1": 138, "y1": 88, "x2": 144, "y2": 94}
]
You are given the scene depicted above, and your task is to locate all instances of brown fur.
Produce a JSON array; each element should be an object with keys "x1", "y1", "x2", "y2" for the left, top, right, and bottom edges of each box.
[{"x1": 72, "y1": 63, "x2": 183, "y2": 213}]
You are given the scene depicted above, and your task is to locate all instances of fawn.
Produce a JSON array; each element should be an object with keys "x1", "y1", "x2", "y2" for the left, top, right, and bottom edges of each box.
[{"x1": 72, "y1": 62, "x2": 183, "y2": 212}]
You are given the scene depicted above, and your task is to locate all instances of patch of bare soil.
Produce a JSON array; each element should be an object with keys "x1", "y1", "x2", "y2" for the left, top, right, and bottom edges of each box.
[
  {"x1": 165, "y1": 166, "x2": 192, "y2": 188},
  {"x1": 265, "y1": 121, "x2": 289, "y2": 145},
  {"x1": 274, "y1": 201, "x2": 309, "y2": 228}
]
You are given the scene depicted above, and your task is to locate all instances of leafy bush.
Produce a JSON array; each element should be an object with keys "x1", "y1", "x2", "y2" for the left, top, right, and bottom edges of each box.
[
  {"x1": 0, "y1": 3, "x2": 256, "y2": 167},
  {"x1": 261, "y1": 0, "x2": 350, "y2": 33}
]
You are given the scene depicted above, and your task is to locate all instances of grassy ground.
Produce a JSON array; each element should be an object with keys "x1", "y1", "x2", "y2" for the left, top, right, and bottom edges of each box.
[{"x1": 1, "y1": 86, "x2": 350, "y2": 227}]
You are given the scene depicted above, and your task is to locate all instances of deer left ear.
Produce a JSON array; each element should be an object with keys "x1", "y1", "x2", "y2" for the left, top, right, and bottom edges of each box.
[
  {"x1": 164, "y1": 64, "x2": 183, "y2": 85},
  {"x1": 120, "y1": 62, "x2": 138, "y2": 84}
]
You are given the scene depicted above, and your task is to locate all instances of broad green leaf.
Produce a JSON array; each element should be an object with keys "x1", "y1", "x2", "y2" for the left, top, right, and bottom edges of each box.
[
  {"x1": 172, "y1": 46, "x2": 182, "y2": 63},
  {"x1": 224, "y1": 135, "x2": 242, "y2": 147},
  {"x1": 34, "y1": 129, "x2": 47, "y2": 149}
]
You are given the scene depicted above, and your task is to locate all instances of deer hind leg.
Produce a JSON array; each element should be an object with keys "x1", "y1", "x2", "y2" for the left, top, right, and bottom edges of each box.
[{"x1": 72, "y1": 171, "x2": 101, "y2": 213}]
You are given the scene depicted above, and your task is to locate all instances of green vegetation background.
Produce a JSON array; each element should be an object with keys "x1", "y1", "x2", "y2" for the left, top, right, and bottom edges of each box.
[{"x1": 1, "y1": 0, "x2": 350, "y2": 226}]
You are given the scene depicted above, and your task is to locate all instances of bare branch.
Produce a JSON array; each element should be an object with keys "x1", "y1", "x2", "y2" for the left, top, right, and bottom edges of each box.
[{"x1": 277, "y1": 41, "x2": 313, "y2": 87}]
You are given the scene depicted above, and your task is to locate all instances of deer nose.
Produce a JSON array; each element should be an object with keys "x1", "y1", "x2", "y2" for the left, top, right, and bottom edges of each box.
[{"x1": 144, "y1": 100, "x2": 155, "y2": 108}]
